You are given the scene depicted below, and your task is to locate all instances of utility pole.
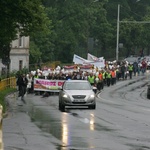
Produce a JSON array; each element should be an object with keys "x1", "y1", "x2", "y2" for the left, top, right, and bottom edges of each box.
[
  {"x1": 116, "y1": 4, "x2": 120, "y2": 61},
  {"x1": 116, "y1": 1, "x2": 141, "y2": 61}
]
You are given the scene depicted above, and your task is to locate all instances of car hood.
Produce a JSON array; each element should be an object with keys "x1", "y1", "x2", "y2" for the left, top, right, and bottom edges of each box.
[{"x1": 64, "y1": 90, "x2": 94, "y2": 95}]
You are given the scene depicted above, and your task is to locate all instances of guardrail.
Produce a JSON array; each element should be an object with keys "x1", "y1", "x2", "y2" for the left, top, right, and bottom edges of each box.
[{"x1": 0, "y1": 77, "x2": 16, "y2": 91}]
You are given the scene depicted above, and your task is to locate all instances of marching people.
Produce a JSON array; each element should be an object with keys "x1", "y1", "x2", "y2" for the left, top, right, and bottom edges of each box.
[
  {"x1": 128, "y1": 63, "x2": 133, "y2": 79},
  {"x1": 106, "y1": 70, "x2": 111, "y2": 87},
  {"x1": 95, "y1": 74, "x2": 100, "y2": 91},
  {"x1": 116, "y1": 66, "x2": 121, "y2": 81},
  {"x1": 133, "y1": 61, "x2": 138, "y2": 76},
  {"x1": 97, "y1": 70, "x2": 104, "y2": 91},
  {"x1": 88, "y1": 73, "x2": 95, "y2": 86},
  {"x1": 102, "y1": 69, "x2": 107, "y2": 85},
  {"x1": 110, "y1": 68, "x2": 116, "y2": 85},
  {"x1": 27, "y1": 73, "x2": 33, "y2": 94},
  {"x1": 17, "y1": 73, "x2": 28, "y2": 103},
  {"x1": 141, "y1": 59, "x2": 147, "y2": 75},
  {"x1": 23, "y1": 57, "x2": 148, "y2": 96},
  {"x1": 88, "y1": 72, "x2": 97, "y2": 93},
  {"x1": 120, "y1": 63, "x2": 126, "y2": 80}
]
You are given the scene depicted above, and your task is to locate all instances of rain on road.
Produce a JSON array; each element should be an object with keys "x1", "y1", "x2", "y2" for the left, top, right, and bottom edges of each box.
[{"x1": 25, "y1": 75, "x2": 150, "y2": 150}]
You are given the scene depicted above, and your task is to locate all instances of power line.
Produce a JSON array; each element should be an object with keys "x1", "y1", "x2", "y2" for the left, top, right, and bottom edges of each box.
[{"x1": 120, "y1": 5, "x2": 143, "y2": 19}]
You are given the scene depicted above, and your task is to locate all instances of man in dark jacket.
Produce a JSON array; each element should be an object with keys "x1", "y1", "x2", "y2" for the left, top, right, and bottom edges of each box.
[{"x1": 17, "y1": 74, "x2": 28, "y2": 103}]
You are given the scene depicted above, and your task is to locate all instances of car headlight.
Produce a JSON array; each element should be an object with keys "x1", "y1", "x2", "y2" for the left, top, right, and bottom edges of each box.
[
  {"x1": 63, "y1": 94, "x2": 68, "y2": 98},
  {"x1": 90, "y1": 94, "x2": 95, "y2": 98}
]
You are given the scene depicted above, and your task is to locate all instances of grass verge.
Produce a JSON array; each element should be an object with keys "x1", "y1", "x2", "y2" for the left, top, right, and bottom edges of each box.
[{"x1": 0, "y1": 88, "x2": 17, "y2": 113}]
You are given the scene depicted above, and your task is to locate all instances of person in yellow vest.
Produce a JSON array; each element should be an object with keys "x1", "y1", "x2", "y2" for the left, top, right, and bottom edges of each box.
[
  {"x1": 88, "y1": 73, "x2": 95, "y2": 86},
  {"x1": 128, "y1": 63, "x2": 133, "y2": 79},
  {"x1": 110, "y1": 68, "x2": 116, "y2": 85},
  {"x1": 88, "y1": 72, "x2": 97, "y2": 93},
  {"x1": 102, "y1": 69, "x2": 107, "y2": 85},
  {"x1": 106, "y1": 70, "x2": 111, "y2": 87}
]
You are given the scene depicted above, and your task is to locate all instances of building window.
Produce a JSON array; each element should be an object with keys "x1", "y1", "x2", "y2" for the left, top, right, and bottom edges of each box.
[
  {"x1": 19, "y1": 60, "x2": 23, "y2": 70},
  {"x1": 19, "y1": 35, "x2": 23, "y2": 47}
]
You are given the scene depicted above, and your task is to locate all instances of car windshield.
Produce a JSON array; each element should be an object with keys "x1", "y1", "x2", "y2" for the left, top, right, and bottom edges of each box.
[{"x1": 63, "y1": 82, "x2": 91, "y2": 90}]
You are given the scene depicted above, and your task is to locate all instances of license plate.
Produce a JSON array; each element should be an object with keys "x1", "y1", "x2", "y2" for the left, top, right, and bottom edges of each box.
[{"x1": 74, "y1": 99, "x2": 85, "y2": 102}]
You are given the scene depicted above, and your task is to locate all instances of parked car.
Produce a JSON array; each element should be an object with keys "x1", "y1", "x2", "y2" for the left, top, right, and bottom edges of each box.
[{"x1": 59, "y1": 80, "x2": 96, "y2": 110}]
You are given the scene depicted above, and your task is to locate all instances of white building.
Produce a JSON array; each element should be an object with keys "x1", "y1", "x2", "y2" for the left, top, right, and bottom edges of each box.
[
  {"x1": 0, "y1": 59, "x2": 6, "y2": 75},
  {"x1": 9, "y1": 35, "x2": 29, "y2": 72}
]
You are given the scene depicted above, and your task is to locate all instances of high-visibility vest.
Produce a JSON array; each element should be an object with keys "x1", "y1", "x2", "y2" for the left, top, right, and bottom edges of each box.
[
  {"x1": 88, "y1": 76, "x2": 95, "y2": 84},
  {"x1": 34, "y1": 75, "x2": 39, "y2": 78},
  {"x1": 116, "y1": 69, "x2": 119, "y2": 72},
  {"x1": 128, "y1": 65, "x2": 133, "y2": 71},
  {"x1": 98, "y1": 73, "x2": 103, "y2": 81},
  {"x1": 103, "y1": 72, "x2": 106, "y2": 79},
  {"x1": 111, "y1": 71, "x2": 116, "y2": 78},
  {"x1": 106, "y1": 73, "x2": 111, "y2": 78}
]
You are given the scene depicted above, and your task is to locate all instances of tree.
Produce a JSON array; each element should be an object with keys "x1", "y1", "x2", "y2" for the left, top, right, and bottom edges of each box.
[
  {"x1": 30, "y1": 0, "x2": 150, "y2": 64},
  {"x1": 0, "y1": 0, "x2": 50, "y2": 58}
]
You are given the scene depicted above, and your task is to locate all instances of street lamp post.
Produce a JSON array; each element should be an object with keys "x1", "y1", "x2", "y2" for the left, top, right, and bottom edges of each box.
[
  {"x1": 116, "y1": 1, "x2": 142, "y2": 61},
  {"x1": 116, "y1": 4, "x2": 120, "y2": 61}
]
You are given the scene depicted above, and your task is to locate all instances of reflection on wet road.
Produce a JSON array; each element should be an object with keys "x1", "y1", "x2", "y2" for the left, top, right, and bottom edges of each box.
[
  {"x1": 25, "y1": 76, "x2": 150, "y2": 150},
  {"x1": 28, "y1": 102, "x2": 98, "y2": 149}
]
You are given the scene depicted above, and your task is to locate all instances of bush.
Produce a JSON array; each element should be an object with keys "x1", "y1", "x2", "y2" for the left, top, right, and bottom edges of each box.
[{"x1": 0, "y1": 88, "x2": 16, "y2": 113}]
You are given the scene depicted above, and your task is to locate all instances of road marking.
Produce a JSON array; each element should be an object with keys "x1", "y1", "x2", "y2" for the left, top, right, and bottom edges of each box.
[
  {"x1": 79, "y1": 118, "x2": 90, "y2": 123},
  {"x1": 97, "y1": 92, "x2": 115, "y2": 103}
]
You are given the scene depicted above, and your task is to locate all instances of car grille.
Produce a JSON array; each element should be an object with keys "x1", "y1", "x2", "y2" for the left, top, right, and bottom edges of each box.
[
  {"x1": 72, "y1": 95, "x2": 86, "y2": 99},
  {"x1": 72, "y1": 102, "x2": 86, "y2": 104}
]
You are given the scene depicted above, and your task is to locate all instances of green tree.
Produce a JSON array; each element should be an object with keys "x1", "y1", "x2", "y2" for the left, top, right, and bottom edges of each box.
[
  {"x1": 0, "y1": 0, "x2": 50, "y2": 59},
  {"x1": 31, "y1": 0, "x2": 150, "y2": 64},
  {"x1": 40, "y1": 0, "x2": 111, "y2": 63}
]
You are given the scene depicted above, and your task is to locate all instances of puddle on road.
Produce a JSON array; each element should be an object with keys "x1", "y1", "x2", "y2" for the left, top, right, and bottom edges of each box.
[
  {"x1": 26, "y1": 100, "x2": 116, "y2": 150},
  {"x1": 27, "y1": 102, "x2": 93, "y2": 150}
]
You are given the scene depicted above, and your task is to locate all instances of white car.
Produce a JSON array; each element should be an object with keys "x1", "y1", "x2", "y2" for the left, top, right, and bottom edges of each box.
[{"x1": 59, "y1": 80, "x2": 96, "y2": 111}]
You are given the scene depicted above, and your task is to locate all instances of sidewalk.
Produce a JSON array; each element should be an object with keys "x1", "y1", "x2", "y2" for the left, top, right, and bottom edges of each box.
[{"x1": 3, "y1": 93, "x2": 57, "y2": 150}]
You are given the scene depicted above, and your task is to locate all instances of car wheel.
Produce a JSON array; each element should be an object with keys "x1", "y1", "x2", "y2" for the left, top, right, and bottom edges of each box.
[
  {"x1": 89, "y1": 104, "x2": 96, "y2": 109},
  {"x1": 61, "y1": 104, "x2": 65, "y2": 111},
  {"x1": 59, "y1": 103, "x2": 61, "y2": 110}
]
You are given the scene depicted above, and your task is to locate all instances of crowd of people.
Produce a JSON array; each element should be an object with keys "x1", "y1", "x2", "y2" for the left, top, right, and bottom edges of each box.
[{"x1": 16, "y1": 58, "x2": 148, "y2": 102}]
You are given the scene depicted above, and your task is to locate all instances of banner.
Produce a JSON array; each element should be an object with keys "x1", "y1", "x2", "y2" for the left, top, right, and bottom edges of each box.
[
  {"x1": 34, "y1": 78, "x2": 65, "y2": 92},
  {"x1": 87, "y1": 53, "x2": 99, "y2": 61},
  {"x1": 79, "y1": 64, "x2": 93, "y2": 71},
  {"x1": 64, "y1": 65, "x2": 77, "y2": 70},
  {"x1": 87, "y1": 53, "x2": 104, "y2": 61},
  {"x1": 73, "y1": 54, "x2": 92, "y2": 64},
  {"x1": 73, "y1": 54, "x2": 105, "y2": 68},
  {"x1": 87, "y1": 53, "x2": 105, "y2": 68}
]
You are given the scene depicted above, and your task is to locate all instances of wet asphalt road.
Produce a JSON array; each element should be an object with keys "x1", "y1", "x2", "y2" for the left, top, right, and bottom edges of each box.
[{"x1": 3, "y1": 74, "x2": 150, "y2": 150}]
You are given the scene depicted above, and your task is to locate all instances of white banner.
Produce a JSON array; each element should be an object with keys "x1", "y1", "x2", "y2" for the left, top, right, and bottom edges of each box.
[
  {"x1": 73, "y1": 54, "x2": 92, "y2": 64},
  {"x1": 34, "y1": 78, "x2": 65, "y2": 92},
  {"x1": 87, "y1": 53, "x2": 104, "y2": 61},
  {"x1": 87, "y1": 53, "x2": 105, "y2": 68},
  {"x1": 73, "y1": 54, "x2": 105, "y2": 68}
]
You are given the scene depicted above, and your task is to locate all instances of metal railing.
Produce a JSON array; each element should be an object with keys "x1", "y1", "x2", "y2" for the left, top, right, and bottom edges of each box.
[{"x1": 0, "y1": 77, "x2": 16, "y2": 91}]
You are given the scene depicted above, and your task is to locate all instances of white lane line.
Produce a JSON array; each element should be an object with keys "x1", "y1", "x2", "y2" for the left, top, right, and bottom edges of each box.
[
  {"x1": 79, "y1": 118, "x2": 90, "y2": 123},
  {"x1": 97, "y1": 92, "x2": 115, "y2": 103}
]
